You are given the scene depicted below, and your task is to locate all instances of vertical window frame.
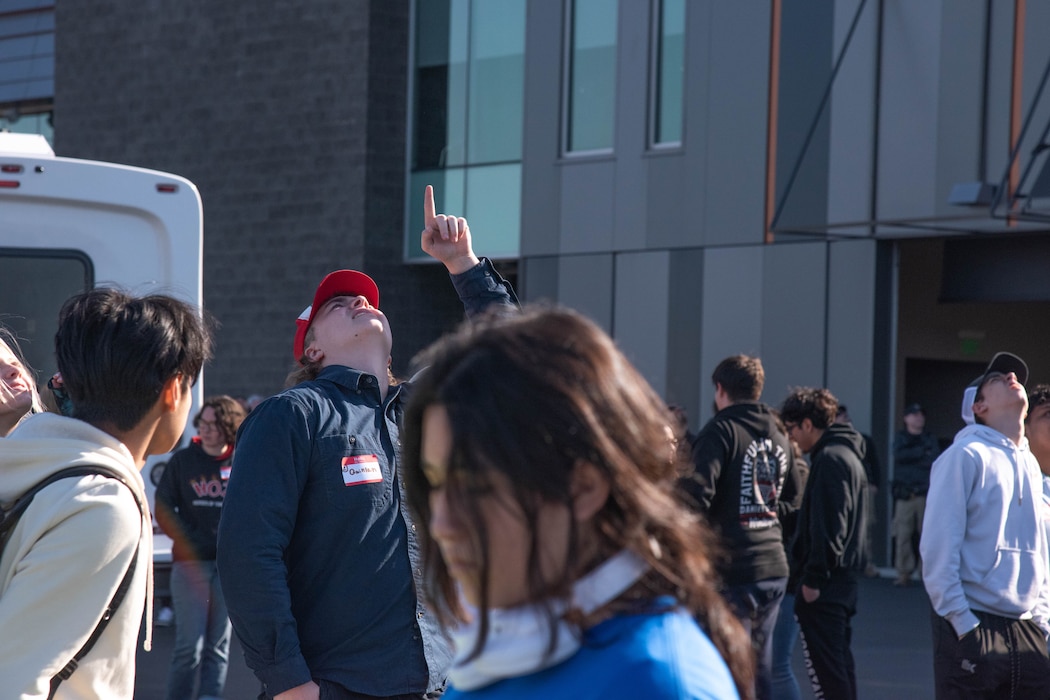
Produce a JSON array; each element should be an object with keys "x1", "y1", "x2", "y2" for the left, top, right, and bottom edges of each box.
[
  {"x1": 561, "y1": 0, "x2": 618, "y2": 157},
  {"x1": 648, "y1": 0, "x2": 685, "y2": 150},
  {"x1": 404, "y1": 0, "x2": 524, "y2": 263}
]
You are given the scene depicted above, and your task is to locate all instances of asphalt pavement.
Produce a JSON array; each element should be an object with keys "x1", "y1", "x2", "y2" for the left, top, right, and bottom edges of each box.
[
  {"x1": 134, "y1": 570, "x2": 934, "y2": 699},
  {"x1": 791, "y1": 570, "x2": 934, "y2": 700}
]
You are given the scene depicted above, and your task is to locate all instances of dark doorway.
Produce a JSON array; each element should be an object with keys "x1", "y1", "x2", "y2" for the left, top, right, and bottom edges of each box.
[{"x1": 902, "y1": 357, "x2": 986, "y2": 452}]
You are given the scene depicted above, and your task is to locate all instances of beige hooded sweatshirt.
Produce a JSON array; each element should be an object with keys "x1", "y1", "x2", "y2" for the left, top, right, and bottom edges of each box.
[{"x1": 0, "y1": 413, "x2": 153, "y2": 699}]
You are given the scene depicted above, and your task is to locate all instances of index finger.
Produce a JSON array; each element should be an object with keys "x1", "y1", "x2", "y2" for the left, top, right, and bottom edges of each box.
[{"x1": 424, "y1": 185, "x2": 436, "y2": 226}]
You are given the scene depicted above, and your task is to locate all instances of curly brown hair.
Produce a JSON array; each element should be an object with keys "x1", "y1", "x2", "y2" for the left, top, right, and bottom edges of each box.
[
  {"x1": 194, "y1": 395, "x2": 247, "y2": 445},
  {"x1": 780, "y1": 387, "x2": 839, "y2": 430}
]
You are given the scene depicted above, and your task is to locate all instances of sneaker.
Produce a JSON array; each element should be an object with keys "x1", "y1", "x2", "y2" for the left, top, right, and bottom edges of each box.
[{"x1": 156, "y1": 606, "x2": 174, "y2": 627}]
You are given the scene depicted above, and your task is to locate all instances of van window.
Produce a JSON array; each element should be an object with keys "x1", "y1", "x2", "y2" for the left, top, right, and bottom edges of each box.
[{"x1": 0, "y1": 249, "x2": 92, "y2": 385}]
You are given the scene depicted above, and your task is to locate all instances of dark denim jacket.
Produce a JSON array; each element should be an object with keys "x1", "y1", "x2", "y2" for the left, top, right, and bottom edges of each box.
[{"x1": 217, "y1": 259, "x2": 517, "y2": 697}]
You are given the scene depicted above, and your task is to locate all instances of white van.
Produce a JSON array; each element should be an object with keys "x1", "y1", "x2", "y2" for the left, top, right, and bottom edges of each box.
[{"x1": 0, "y1": 132, "x2": 204, "y2": 582}]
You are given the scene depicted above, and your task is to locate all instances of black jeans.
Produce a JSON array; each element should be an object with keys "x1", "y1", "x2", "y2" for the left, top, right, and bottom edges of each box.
[
  {"x1": 794, "y1": 572, "x2": 858, "y2": 700},
  {"x1": 932, "y1": 610, "x2": 1050, "y2": 700},
  {"x1": 261, "y1": 681, "x2": 439, "y2": 700},
  {"x1": 723, "y1": 576, "x2": 788, "y2": 700}
]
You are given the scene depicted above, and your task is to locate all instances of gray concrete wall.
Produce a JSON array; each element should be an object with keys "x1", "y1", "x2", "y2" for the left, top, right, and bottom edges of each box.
[
  {"x1": 826, "y1": 238, "x2": 878, "y2": 431},
  {"x1": 878, "y1": 1, "x2": 942, "y2": 221},
  {"x1": 613, "y1": 251, "x2": 671, "y2": 396},
  {"x1": 50, "y1": 0, "x2": 1049, "y2": 452},
  {"x1": 827, "y1": 0, "x2": 877, "y2": 230},
  {"x1": 699, "y1": 246, "x2": 764, "y2": 420},
  {"x1": 519, "y1": 1, "x2": 780, "y2": 427}
]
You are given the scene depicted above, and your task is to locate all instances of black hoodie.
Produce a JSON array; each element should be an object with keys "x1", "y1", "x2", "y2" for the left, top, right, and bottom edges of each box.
[
  {"x1": 792, "y1": 423, "x2": 870, "y2": 594},
  {"x1": 679, "y1": 402, "x2": 798, "y2": 585}
]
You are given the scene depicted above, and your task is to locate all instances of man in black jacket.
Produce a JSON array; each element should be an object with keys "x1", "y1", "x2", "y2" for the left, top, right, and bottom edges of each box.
[
  {"x1": 781, "y1": 387, "x2": 869, "y2": 700},
  {"x1": 679, "y1": 355, "x2": 798, "y2": 700},
  {"x1": 836, "y1": 404, "x2": 881, "y2": 578}
]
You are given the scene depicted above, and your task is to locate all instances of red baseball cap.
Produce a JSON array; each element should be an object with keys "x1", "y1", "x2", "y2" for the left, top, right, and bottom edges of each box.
[{"x1": 293, "y1": 270, "x2": 380, "y2": 363}]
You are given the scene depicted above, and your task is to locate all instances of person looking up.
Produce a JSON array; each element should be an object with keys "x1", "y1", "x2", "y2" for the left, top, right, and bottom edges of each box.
[
  {"x1": 217, "y1": 186, "x2": 519, "y2": 700},
  {"x1": 0, "y1": 328, "x2": 45, "y2": 436},
  {"x1": 921, "y1": 353, "x2": 1050, "y2": 699}
]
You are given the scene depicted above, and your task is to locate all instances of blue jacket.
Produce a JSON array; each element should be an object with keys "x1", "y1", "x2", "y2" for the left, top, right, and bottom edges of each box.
[
  {"x1": 444, "y1": 602, "x2": 739, "y2": 700},
  {"x1": 217, "y1": 260, "x2": 517, "y2": 697}
]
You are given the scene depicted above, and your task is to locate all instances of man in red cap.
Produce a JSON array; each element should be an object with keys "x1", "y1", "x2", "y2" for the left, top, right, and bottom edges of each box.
[
  {"x1": 217, "y1": 186, "x2": 518, "y2": 700},
  {"x1": 921, "y1": 352, "x2": 1050, "y2": 699}
]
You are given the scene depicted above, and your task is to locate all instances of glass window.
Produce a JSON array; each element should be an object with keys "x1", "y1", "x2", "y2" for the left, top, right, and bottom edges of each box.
[
  {"x1": 468, "y1": 0, "x2": 525, "y2": 164},
  {"x1": 408, "y1": 0, "x2": 525, "y2": 261},
  {"x1": 565, "y1": 0, "x2": 618, "y2": 153},
  {"x1": 651, "y1": 0, "x2": 684, "y2": 146},
  {"x1": 0, "y1": 3, "x2": 54, "y2": 106},
  {"x1": 0, "y1": 108, "x2": 53, "y2": 144},
  {"x1": 0, "y1": 250, "x2": 91, "y2": 381},
  {"x1": 0, "y1": 2, "x2": 55, "y2": 147}
]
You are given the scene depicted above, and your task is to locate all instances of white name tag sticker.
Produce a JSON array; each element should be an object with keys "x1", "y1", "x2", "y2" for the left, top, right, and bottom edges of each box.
[
  {"x1": 220, "y1": 466, "x2": 232, "y2": 481},
  {"x1": 342, "y1": 455, "x2": 383, "y2": 486}
]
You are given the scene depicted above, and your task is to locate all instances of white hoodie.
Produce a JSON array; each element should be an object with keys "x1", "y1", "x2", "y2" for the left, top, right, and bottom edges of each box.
[
  {"x1": 0, "y1": 413, "x2": 153, "y2": 699},
  {"x1": 921, "y1": 423, "x2": 1050, "y2": 637}
]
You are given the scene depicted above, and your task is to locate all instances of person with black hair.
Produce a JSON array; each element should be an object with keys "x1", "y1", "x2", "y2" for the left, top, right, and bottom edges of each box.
[
  {"x1": 780, "y1": 387, "x2": 869, "y2": 700},
  {"x1": 834, "y1": 404, "x2": 881, "y2": 578},
  {"x1": 0, "y1": 288, "x2": 212, "y2": 697}
]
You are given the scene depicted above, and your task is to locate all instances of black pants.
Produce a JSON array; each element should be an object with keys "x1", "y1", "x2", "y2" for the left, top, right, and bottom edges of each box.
[
  {"x1": 723, "y1": 576, "x2": 788, "y2": 700},
  {"x1": 261, "y1": 681, "x2": 437, "y2": 700},
  {"x1": 794, "y1": 573, "x2": 858, "y2": 700},
  {"x1": 932, "y1": 610, "x2": 1050, "y2": 700}
]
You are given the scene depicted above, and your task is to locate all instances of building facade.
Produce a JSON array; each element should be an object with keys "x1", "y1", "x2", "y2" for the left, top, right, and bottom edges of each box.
[{"x1": 6, "y1": 0, "x2": 1050, "y2": 563}]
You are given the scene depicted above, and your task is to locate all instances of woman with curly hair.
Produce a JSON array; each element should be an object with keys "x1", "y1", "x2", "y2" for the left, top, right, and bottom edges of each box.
[{"x1": 155, "y1": 395, "x2": 247, "y2": 700}]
